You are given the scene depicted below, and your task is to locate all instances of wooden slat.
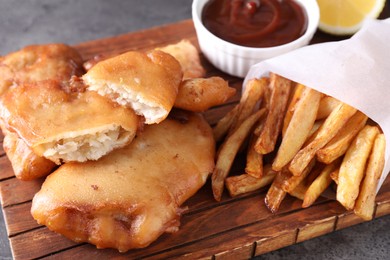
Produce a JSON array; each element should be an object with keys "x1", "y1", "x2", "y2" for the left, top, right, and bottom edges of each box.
[
  {"x1": 336, "y1": 211, "x2": 365, "y2": 231},
  {"x1": 375, "y1": 200, "x2": 390, "y2": 218},
  {"x1": 0, "y1": 178, "x2": 43, "y2": 207},
  {"x1": 296, "y1": 216, "x2": 336, "y2": 243},
  {"x1": 0, "y1": 157, "x2": 14, "y2": 180},
  {"x1": 255, "y1": 230, "x2": 297, "y2": 256},
  {"x1": 74, "y1": 20, "x2": 197, "y2": 60},
  {"x1": 2, "y1": 202, "x2": 40, "y2": 236},
  {"x1": 214, "y1": 242, "x2": 254, "y2": 260},
  {"x1": 10, "y1": 227, "x2": 79, "y2": 260},
  {"x1": 374, "y1": 177, "x2": 390, "y2": 218}
]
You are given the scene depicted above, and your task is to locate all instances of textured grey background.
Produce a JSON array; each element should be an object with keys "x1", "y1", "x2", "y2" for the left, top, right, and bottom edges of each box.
[{"x1": 0, "y1": 0, "x2": 389, "y2": 259}]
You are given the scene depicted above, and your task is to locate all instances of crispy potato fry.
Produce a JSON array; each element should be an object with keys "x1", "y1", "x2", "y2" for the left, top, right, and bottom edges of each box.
[
  {"x1": 302, "y1": 120, "x2": 324, "y2": 147},
  {"x1": 302, "y1": 159, "x2": 341, "y2": 208},
  {"x1": 245, "y1": 135, "x2": 264, "y2": 178},
  {"x1": 317, "y1": 111, "x2": 368, "y2": 164},
  {"x1": 213, "y1": 104, "x2": 239, "y2": 142},
  {"x1": 174, "y1": 77, "x2": 236, "y2": 112},
  {"x1": 282, "y1": 83, "x2": 306, "y2": 136},
  {"x1": 273, "y1": 87, "x2": 322, "y2": 171},
  {"x1": 253, "y1": 113, "x2": 265, "y2": 136},
  {"x1": 316, "y1": 96, "x2": 341, "y2": 120},
  {"x1": 282, "y1": 159, "x2": 316, "y2": 193},
  {"x1": 289, "y1": 181, "x2": 308, "y2": 200},
  {"x1": 265, "y1": 168, "x2": 291, "y2": 213},
  {"x1": 330, "y1": 168, "x2": 339, "y2": 185},
  {"x1": 260, "y1": 81, "x2": 271, "y2": 110},
  {"x1": 337, "y1": 125, "x2": 380, "y2": 210},
  {"x1": 354, "y1": 133, "x2": 386, "y2": 220},
  {"x1": 306, "y1": 164, "x2": 324, "y2": 184},
  {"x1": 255, "y1": 73, "x2": 292, "y2": 154},
  {"x1": 289, "y1": 103, "x2": 357, "y2": 176},
  {"x1": 226, "y1": 165, "x2": 276, "y2": 197},
  {"x1": 230, "y1": 78, "x2": 267, "y2": 133},
  {"x1": 212, "y1": 108, "x2": 267, "y2": 201}
]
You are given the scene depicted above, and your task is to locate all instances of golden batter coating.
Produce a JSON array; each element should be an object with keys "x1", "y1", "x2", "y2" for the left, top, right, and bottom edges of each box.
[
  {"x1": 2, "y1": 132, "x2": 56, "y2": 180},
  {"x1": 0, "y1": 43, "x2": 84, "y2": 95},
  {"x1": 83, "y1": 50, "x2": 183, "y2": 124}
]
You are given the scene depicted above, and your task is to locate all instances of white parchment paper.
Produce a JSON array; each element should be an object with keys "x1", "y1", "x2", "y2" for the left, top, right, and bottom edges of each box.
[{"x1": 244, "y1": 18, "x2": 390, "y2": 190}]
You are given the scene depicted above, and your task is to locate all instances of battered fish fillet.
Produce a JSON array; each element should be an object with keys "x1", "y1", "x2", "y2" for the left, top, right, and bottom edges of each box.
[
  {"x1": 0, "y1": 43, "x2": 84, "y2": 179},
  {"x1": 3, "y1": 132, "x2": 56, "y2": 180},
  {"x1": 0, "y1": 81, "x2": 139, "y2": 164},
  {"x1": 31, "y1": 112, "x2": 215, "y2": 252},
  {"x1": 157, "y1": 39, "x2": 206, "y2": 79},
  {"x1": 0, "y1": 43, "x2": 84, "y2": 95},
  {"x1": 83, "y1": 50, "x2": 182, "y2": 124}
]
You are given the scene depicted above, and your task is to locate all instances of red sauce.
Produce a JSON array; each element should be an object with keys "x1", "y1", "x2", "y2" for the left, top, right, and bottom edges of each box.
[{"x1": 202, "y1": 0, "x2": 308, "y2": 48}]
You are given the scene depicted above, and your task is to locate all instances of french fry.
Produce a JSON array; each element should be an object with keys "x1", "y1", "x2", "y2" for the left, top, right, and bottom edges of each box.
[
  {"x1": 226, "y1": 165, "x2": 276, "y2": 197},
  {"x1": 316, "y1": 96, "x2": 341, "y2": 120},
  {"x1": 289, "y1": 103, "x2": 357, "y2": 176},
  {"x1": 317, "y1": 111, "x2": 368, "y2": 164},
  {"x1": 354, "y1": 133, "x2": 386, "y2": 220},
  {"x1": 289, "y1": 181, "x2": 309, "y2": 200},
  {"x1": 175, "y1": 77, "x2": 236, "y2": 112},
  {"x1": 303, "y1": 120, "x2": 323, "y2": 146},
  {"x1": 302, "y1": 159, "x2": 341, "y2": 208},
  {"x1": 265, "y1": 168, "x2": 291, "y2": 213},
  {"x1": 337, "y1": 125, "x2": 380, "y2": 210},
  {"x1": 253, "y1": 114, "x2": 265, "y2": 136},
  {"x1": 230, "y1": 78, "x2": 267, "y2": 133},
  {"x1": 245, "y1": 135, "x2": 264, "y2": 178},
  {"x1": 213, "y1": 104, "x2": 239, "y2": 142},
  {"x1": 255, "y1": 73, "x2": 292, "y2": 154},
  {"x1": 260, "y1": 81, "x2": 271, "y2": 110},
  {"x1": 272, "y1": 87, "x2": 322, "y2": 171},
  {"x1": 212, "y1": 108, "x2": 267, "y2": 201},
  {"x1": 282, "y1": 83, "x2": 306, "y2": 136},
  {"x1": 330, "y1": 168, "x2": 339, "y2": 185},
  {"x1": 282, "y1": 159, "x2": 316, "y2": 193}
]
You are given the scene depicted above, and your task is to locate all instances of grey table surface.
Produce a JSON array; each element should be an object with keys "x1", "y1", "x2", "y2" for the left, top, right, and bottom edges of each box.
[{"x1": 0, "y1": 0, "x2": 389, "y2": 259}]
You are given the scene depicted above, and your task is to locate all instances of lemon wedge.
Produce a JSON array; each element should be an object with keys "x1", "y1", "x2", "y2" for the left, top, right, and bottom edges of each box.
[{"x1": 317, "y1": 0, "x2": 386, "y2": 35}]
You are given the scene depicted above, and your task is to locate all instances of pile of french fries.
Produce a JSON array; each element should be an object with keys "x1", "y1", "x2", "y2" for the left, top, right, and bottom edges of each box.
[{"x1": 212, "y1": 73, "x2": 386, "y2": 221}]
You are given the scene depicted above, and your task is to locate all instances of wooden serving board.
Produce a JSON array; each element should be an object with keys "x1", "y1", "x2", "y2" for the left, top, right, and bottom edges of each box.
[{"x1": 1, "y1": 19, "x2": 390, "y2": 260}]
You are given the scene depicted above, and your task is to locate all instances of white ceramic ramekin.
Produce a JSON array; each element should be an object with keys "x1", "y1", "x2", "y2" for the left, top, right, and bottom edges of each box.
[{"x1": 192, "y1": 0, "x2": 320, "y2": 78}]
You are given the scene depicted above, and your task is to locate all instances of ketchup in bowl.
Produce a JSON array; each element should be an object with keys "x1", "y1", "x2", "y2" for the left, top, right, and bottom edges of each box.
[{"x1": 202, "y1": 0, "x2": 308, "y2": 48}]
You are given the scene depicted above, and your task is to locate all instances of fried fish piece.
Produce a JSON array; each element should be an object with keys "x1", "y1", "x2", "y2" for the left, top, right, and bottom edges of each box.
[
  {"x1": 31, "y1": 112, "x2": 215, "y2": 252},
  {"x1": 2, "y1": 132, "x2": 56, "y2": 180},
  {"x1": 0, "y1": 43, "x2": 85, "y2": 178},
  {"x1": 0, "y1": 43, "x2": 84, "y2": 95},
  {"x1": 157, "y1": 39, "x2": 206, "y2": 79},
  {"x1": 0, "y1": 81, "x2": 139, "y2": 164},
  {"x1": 83, "y1": 50, "x2": 183, "y2": 124}
]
